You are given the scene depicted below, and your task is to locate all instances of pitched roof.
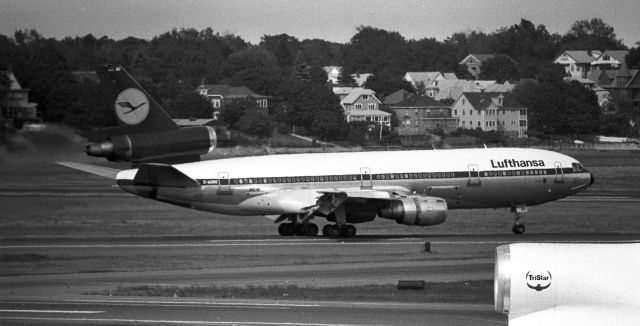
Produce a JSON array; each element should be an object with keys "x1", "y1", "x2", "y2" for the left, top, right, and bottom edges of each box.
[
  {"x1": 442, "y1": 73, "x2": 459, "y2": 80},
  {"x1": 433, "y1": 80, "x2": 512, "y2": 101},
  {"x1": 561, "y1": 50, "x2": 601, "y2": 64},
  {"x1": 1, "y1": 71, "x2": 24, "y2": 90},
  {"x1": 461, "y1": 92, "x2": 522, "y2": 110},
  {"x1": 342, "y1": 88, "x2": 377, "y2": 104},
  {"x1": 198, "y1": 84, "x2": 268, "y2": 98},
  {"x1": 595, "y1": 50, "x2": 629, "y2": 63},
  {"x1": 351, "y1": 73, "x2": 373, "y2": 86},
  {"x1": 390, "y1": 95, "x2": 448, "y2": 108},
  {"x1": 404, "y1": 72, "x2": 442, "y2": 87},
  {"x1": 383, "y1": 89, "x2": 413, "y2": 105}
]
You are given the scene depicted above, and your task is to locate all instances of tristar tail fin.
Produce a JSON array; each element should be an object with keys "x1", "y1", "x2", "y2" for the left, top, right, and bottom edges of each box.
[{"x1": 89, "y1": 65, "x2": 178, "y2": 141}]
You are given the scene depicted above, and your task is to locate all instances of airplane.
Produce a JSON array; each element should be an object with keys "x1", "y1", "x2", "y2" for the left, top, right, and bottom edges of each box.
[{"x1": 59, "y1": 65, "x2": 595, "y2": 237}]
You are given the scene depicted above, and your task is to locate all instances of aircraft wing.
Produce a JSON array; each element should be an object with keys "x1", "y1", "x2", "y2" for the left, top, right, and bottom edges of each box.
[
  {"x1": 245, "y1": 187, "x2": 411, "y2": 220},
  {"x1": 56, "y1": 161, "x2": 120, "y2": 180}
]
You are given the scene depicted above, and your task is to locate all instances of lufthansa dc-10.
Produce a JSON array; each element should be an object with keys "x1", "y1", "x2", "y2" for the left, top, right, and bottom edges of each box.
[{"x1": 60, "y1": 65, "x2": 595, "y2": 237}]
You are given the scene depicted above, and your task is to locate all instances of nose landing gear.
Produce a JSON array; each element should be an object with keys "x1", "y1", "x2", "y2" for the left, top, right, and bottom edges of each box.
[{"x1": 511, "y1": 205, "x2": 528, "y2": 235}]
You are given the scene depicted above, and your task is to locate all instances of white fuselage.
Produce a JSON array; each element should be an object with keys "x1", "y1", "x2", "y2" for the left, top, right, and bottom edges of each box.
[{"x1": 116, "y1": 148, "x2": 593, "y2": 218}]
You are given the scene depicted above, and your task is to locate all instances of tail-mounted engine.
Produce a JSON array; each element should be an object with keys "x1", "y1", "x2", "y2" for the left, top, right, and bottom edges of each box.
[
  {"x1": 86, "y1": 125, "x2": 216, "y2": 163},
  {"x1": 378, "y1": 196, "x2": 447, "y2": 226}
]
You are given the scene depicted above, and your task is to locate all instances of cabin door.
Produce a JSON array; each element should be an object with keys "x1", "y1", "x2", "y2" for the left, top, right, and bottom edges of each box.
[
  {"x1": 360, "y1": 167, "x2": 372, "y2": 189},
  {"x1": 218, "y1": 172, "x2": 231, "y2": 194},
  {"x1": 554, "y1": 162, "x2": 564, "y2": 183},
  {"x1": 468, "y1": 164, "x2": 480, "y2": 186}
]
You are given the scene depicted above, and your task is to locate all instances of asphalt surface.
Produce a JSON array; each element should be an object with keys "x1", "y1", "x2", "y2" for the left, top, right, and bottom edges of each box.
[{"x1": 3, "y1": 233, "x2": 640, "y2": 325}]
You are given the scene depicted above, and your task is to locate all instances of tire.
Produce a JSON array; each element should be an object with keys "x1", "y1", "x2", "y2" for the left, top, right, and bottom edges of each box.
[
  {"x1": 342, "y1": 225, "x2": 356, "y2": 237},
  {"x1": 278, "y1": 223, "x2": 296, "y2": 236},
  {"x1": 325, "y1": 225, "x2": 342, "y2": 237},
  {"x1": 302, "y1": 223, "x2": 319, "y2": 236},
  {"x1": 512, "y1": 224, "x2": 525, "y2": 235}
]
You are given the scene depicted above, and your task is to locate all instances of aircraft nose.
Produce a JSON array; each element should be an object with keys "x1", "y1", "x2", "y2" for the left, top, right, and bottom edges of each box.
[{"x1": 590, "y1": 172, "x2": 595, "y2": 186}]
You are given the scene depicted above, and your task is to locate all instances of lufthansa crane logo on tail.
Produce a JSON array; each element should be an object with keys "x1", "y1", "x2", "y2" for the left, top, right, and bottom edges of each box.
[
  {"x1": 526, "y1": 270, "x2": 552, "y2": 291},
  {"x1": 115, "y1": 88, "x2": 149, "y2": 125}
]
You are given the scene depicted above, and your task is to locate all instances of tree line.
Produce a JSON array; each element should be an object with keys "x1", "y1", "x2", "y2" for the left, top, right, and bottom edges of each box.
[{"x1": 1, "y1": 17, "x2": 639, "y2": 141}]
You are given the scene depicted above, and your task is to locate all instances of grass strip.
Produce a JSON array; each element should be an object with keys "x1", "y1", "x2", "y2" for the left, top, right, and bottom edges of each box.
[{"x1": 95, "y1": 281, "x2": 493, "y2": 304}]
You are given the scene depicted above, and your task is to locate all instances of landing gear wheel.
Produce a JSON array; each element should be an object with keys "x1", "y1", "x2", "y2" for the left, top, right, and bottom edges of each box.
[
  {"x1": 512, "y1": 223, "x2": 525, "y2": 235},
  {"x1": 341, "y1": 225, "x2": 356, "y2": 237},
  {"x1": 323, "y1": 224, "x2": 342, "y2": 237},
  {"x1": 278, "y1": 222, "x2": 296, "y2": 236},
  {"x1": 302, "y1": 223, "x2": 319, "y2": 236}
]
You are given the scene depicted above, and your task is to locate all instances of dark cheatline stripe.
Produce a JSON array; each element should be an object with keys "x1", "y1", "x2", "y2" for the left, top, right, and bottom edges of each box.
[{"x1": 195, "y1": 168, "x2": 579, "y2": 186}]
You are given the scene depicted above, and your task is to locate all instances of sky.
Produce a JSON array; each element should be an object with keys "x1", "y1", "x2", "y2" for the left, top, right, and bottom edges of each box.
[{"x1": 1, "y1": 0, "x2": 639, "y2": 47}]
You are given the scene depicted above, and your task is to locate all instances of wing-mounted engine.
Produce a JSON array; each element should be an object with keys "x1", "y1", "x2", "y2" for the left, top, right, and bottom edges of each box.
[{"x1": 378, "y1": 196, "x2": 447, "y2": 226}]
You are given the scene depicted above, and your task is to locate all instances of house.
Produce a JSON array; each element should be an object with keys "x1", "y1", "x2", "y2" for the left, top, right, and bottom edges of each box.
[
  {"x1": 591, "y1": 50, "x2": 629, "y2": 70},
  {"x1": 332, "y1": 87, "x2": 391, "y2": 126},
  {"x1": 389, "y1": 95, "x2": 458, "y2": 142},
  {"x1": 553, "y1": 50, "x2": 601, "y2": 79},
  {"x1": 403, "y1": 72, "x2": 458, "y2": 95},
  {"x1": 588, "y1": 63, "x2": 640, "y2": 109},
  {"x1": 458, "y1": 54, "x2": 502, "y2": 79},
  {"x1": 1, "y1": 71, "x2": 39, "y2": 123},
  {"x1": 323, "y1": 66, "x2": 342, "y2": 84},
  {"x1": 196, "y1": 84, "x2": 269, "y2": 119},
  {"x1": 451, "y1": 92, "x2": 528, "y2": 138}
]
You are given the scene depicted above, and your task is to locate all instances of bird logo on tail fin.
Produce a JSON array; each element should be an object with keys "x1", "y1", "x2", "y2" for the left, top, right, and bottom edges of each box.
[{"x1": 115, "y1": 88, "x2": 150, "y2": 125}]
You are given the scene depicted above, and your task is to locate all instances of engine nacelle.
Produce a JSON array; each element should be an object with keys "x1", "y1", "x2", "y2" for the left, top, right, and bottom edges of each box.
[
  {"x1": 495, "y1": 243, "x2": 640, "y2": 326},
  {"x1": 378, "y1": 196, "x2": 447, "y2": 226},
  {"x1": 86, "y1": 126, "x2": 216, "y2": 163}
]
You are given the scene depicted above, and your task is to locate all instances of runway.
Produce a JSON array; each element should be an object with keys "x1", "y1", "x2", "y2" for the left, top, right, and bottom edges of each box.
[
  {"x1": 3, "y1": 234, "x2": 640, "y2": 325},
  {"x1": 0, "y1": 298, "x2": 502, "y2": 326}
]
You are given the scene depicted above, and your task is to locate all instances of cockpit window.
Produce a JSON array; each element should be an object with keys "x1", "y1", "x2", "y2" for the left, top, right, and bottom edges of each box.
[{"x1": 572, "y1": 163, "x2": 584, "y2": 172}]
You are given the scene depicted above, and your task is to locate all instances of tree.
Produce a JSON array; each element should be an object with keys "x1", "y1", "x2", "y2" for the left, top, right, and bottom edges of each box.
[
  {"x1": 626, "y1": 43, "x2": 640, "y2": 69},
  {"x1": 562, "y1": 18, "x2": 626, "y2": 50},
  {"x1": 363, "y1": 73, "x2": 413, "y2": 98},
  {"x1": 223, "y1": 47, "x2": 282, "y2": 95},
  {"x1": 479, "y1": 54, "x2": 519, "y2": 82}
]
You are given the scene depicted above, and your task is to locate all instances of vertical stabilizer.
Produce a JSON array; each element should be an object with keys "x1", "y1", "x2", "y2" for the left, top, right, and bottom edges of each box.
[{"x1": 92, "y1": 65, "x2": 178, "y2": 140}]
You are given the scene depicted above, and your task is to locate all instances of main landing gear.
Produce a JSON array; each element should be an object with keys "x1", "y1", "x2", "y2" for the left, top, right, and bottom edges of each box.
[
  {"x1": 278, "y1": 222, "x2": 319, "y2": 236},
  {"x1": 511, "y1": 205, "x2": 527, "y2": 235},
  {"x1": 322, "y1": 224, "x2": 356, "y2": 237}
]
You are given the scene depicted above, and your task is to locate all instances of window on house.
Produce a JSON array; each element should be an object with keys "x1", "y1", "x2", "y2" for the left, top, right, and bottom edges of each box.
[
  {"x1": 368, "y1": 103, "x2": 376, "y2": 110},
  {"x1": 362, "y1": 95, "x2": 369, "y2": 100},
  {"x1": 478, "y1": 121, "x2": 481, "y2": 127},
  {"x1": 454, "y1": 109, "x2": 457, "y2": 115},
  {"x1": 467, "y1": 59, "x2": 473, "y2": 64},
  {"x1": 211, "y1": 99, "x2": 221, "y2": 108},
  {"x1": 355, "y1": 103, "x2": 362, "y2": 110},
  {"x1": 257, "y1": 99, "x2": 268, "y2": 108},
  {"x1": 462, "y1": 98, "x2": 466, "y2": 105},
  {"x1": 469, "y1": 110, "x2": 473, "y2": 116},
  {"x1": 520, "y1": 120, "x2": 527, "y2": 127},
  {"x1": 603, "y1": 54, "x2": 610, "y2": 60}
]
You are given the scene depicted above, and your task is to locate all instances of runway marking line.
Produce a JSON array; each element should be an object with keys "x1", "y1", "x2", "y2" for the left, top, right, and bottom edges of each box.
[
  {"x1": 0, "y1": 316, "x2": 378, "y2": 326},
  {"x1": 2, "y1": 299, "x2": 320, "y2": 308},
  {"x1": 0, "y1": 309, "x2": 104, "y2": 314},
  {"x1": 1, "y1": 239, "x2": 638, "y2": 250}
]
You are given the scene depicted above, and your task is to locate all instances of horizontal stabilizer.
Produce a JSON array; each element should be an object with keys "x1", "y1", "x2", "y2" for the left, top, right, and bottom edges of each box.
[
  {"x1": 133, "y1": 163, "x2": 199, "y2": 188},
  {"x1": 56, "y1": 161, "x2": 120, "y2": 180}
]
